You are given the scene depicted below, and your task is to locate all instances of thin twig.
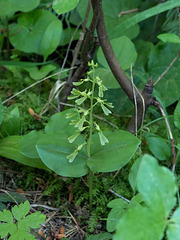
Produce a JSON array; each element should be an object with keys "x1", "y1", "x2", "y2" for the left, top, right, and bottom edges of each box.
[
  {"x1": 2, "y1": 68, "x2": 76, "y2": 105},
  {"x1": 58, "y1": 22, "x2": 82, "y2": 82},
  {"x1": 108, "y1": 189, "x2": 130, "y2": 203},
  {"x1": 153, "y1": 99, "x2": 176, "y2": 173},
  {"x1": 68, "y1": 0, "x2": 91, "y2": 83},
  {"x1": 68, "y1": 210, "x2": 85, "y2": 238},
  {"x1": 0, "y1": 189, "x2": 18, "y2": 205},
  {"x1": 153, "y1": 51, "x2": 180, "y2": 86},
  {"x1": 30, "y1": 204, "x2": 59, "y2": 211},
  {"x1": 118, "y1": 8, "x2": 138, "y2": 17}
]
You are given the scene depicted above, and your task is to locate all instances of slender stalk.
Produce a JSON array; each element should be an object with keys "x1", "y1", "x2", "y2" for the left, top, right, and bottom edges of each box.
[{"x1": 86, "y1": 64, "x2": 96, "y2": 210}]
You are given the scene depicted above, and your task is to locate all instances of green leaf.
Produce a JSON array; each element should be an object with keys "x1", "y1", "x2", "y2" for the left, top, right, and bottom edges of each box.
[
  {"x1": 144, "y1": 133, "x2": 171, "y2": 161},
  {"x1": 107, "y1": 199, "x2": 128, "y2": 232},
  {"x1": 0, "y1": 202, "x2": 6, "y2": 211},
  {"x1": 0, "y1": 192, "x2": 26, "y2": 204},
  {"x1": 110, "y1": 0, "x2": 180, "y2": 39},
  {"x1": 9, "y1": 10, "x2": 62, "y2": 60},
  {"x1": 0, "y1": 107, "x2": 21, "y2": 138},
  {"x1": 0, "y1": 0, "x2": 40, "y2": 17},
  {"x1": 0, "y1": 223, "x2": 17, "y2": 239},
  {"x1": 23, "y1": 64, "x2": 57, "y2": 80},
  {"x1": 158, "y1": 33, "x2": 180, "y2": 44},
  {"x1": 148, "y1": 42, "x2": 180, "y2": 107},
  {"x1": 53, "y1": 0, "x2": 79, "y2": 15},
  {"x1": 0, "y1": 136, "x2": 49, "y2": 171},
  {"x1": 40, "y1": 20, "x2": 63, "y2": 61},
  {"x1": 113, "y1": 206, "x2": 166, "y2": 240},
  {"x1": 86, "y1": 232, "x2": 112, "y2": 240},
  {"x1": 137, "y1": 155, "x2": 177, "y2": 217},
  {"x1": 77, "y1": 0, "x2": 140, "y2": 40},
  {"x1": 128, "y1": 157, "x2": 143, "y2": 192},
  {"x1": 97, "y1": 36, "x2": 137, "y2": 71},
  {"x1": 0, "y1": 98, "x2": 3, "y2": 126},
  {"x1": 95, "y1": 68, "x2": 120, "y2": 89},
  {"x1": 18, "y1": 211, "x2": 46, "y2": 230},
  {"x1": 167, "y1": 208, "x2": 180, "y2": 240},
  {"x1": 12, "y1": 201, "x2": 30, "y2": 221},
  {"x1": 0, "y1": 209, "x2": 13, "y2": 223},
  {"x1": 87, "y1": 130, "x2": 140, "y2": 172},
  {"x1": 45, "y1": 108, "x2": 78, "y2": 134},
  {"x1": 36, "y1": 131, "x2": 88, "y2": 177},
  {"x1": 174, "y1": 100, "x2": 180, "y2": 130},
  {"x1": 9, "y1": 229, "x2": 36, "y2": 240},
  {"x1": 20, "y1": 131, "x2": 45, "y2": 159}
]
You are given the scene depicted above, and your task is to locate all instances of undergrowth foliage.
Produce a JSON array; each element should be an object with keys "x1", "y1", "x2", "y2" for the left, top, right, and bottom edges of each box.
[
  {"x1": 0, "y1": 200, "x2": 46, "y2": 240},
  {"x1": 0, "y1": 0, "x2": 180, "y2": 239}
]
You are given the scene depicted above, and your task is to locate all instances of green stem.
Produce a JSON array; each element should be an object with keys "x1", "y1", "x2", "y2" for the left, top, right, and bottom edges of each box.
[{"x1": 87, "y1": 64, "x2": 96, "y2": 210}]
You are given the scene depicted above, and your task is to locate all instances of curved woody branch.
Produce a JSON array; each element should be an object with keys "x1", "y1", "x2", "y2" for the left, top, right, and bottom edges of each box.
[{"x1": 91, "y1": 0, "x2": 154, "y2": 133}]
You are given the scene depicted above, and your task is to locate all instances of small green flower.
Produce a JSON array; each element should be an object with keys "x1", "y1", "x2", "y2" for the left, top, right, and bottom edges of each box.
[
  {"x1": 66, "y1": 112, "x2": 78, "y2": 119},
  {"x1": 67, "y1": 151, "x2": 78, "y2": 163},
  {"x1": 75, "y1": 96, "x2": 87, "y2": 105},
  {"x1": 101, "y1": 104, "x2": 112, "y2": 115},
  {"x1": 67, "y1": 143, "x2": 86, "y2": 162},
  {"x1": 68, "y1": 131, "x2": 80, "y2": 143},
  {"x1": 73, "y1": 81, "x2": 84, "y2": 86},
  {"x1": 98, "y1": 131, "x2": 109, "y2": 145},
  {"x1": 75, "y1": 116, "x2": 86, "y2": 130}
]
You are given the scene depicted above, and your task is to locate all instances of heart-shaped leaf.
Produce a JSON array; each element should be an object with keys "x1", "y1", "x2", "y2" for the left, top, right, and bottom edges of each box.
[
  {"x1": 10, "y1": 10, "x2": 62, "y2": 61},
  {"x1": 0, "y1": 0, "x2": 40, "y2": 17},
  {"x1": 53, "y1": 0, "x2": 79, "y2": 15},
  {"x1": 36, "y1": 131, "x2": 88, "y2": 177},
  {"x1": 87, "y1": 130, "x2": 140, "y2": 172}
]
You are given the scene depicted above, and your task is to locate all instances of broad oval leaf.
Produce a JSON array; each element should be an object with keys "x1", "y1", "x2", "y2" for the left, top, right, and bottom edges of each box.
[
  {"x1": 167, "y1": 208, "x2": 180, "y2": 240},
  {"x1": 0, "y1": 136, "x2": 49, "y2": 171},
  {"x1": 45, "y1": 108, "x2": 78, "y2": 134},
  {"x1": 148, "y1": 42, "x2": 180, "y2": 106},
  {"x1": 128, "y1": 157, "x2": 142, "y2": 193},
  {"x1": 53, "y1": 0, "x2": 79, "y2": 15},
  {"x1": 36, "y1": 131, "x2": 88, "y2": 177},
  {"x1": 113, "y1": 206, "x2": 166, "y2": 240},
  {"x1": 87, "y1": 130, "x2": 140, "y2": 172},
  {"x1": 144, "y1": 133, "x2": 171, "y2": 161},
  {"x1": 20, "y1": 131, "x2": 45, "y2": 159},
  {"x1": 0, "y1": 0, "x2": 40, "y2": 17},
  {"x1": 174, "y1": 100, "x2": 180, "y2": 130},
  {"x1": 0, "y1": 107, "x2": 20, "y2": 138},
  {"x1": 137, "y1": 154, "x2": 177, "y2": 217},
  {"x1": 95, "y1": 68, "x2": 120, "y2": 89},
  {"x1": 10, "y1": 10, "x2": 62, "y2": 60},
  {"x1": 97, "y1": 36, "x2": 137, "y2": 71}
]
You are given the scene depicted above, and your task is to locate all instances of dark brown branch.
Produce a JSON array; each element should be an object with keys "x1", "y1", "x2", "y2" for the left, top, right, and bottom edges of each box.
[
  {"x1": 91, "y1": 0, "x2": 154, "y2": 133},
  {"x1": 60, "y1": 0, "x2": 102, "y2": 109}
]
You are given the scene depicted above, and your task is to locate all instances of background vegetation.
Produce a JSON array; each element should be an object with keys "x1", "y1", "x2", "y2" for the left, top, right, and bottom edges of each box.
[{"x1": 0, "y1": 0, "x2": 180, "y2": 239}]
